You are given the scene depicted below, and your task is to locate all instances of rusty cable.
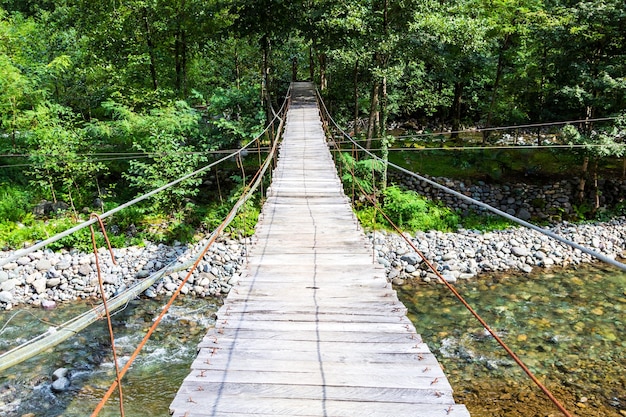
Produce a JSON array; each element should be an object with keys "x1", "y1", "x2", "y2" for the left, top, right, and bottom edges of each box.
[
  {"x1": 320, "y1": 93, "x2": 574, "y2": 417},
  {"x1": 90, "y1": 88, "x2": 289, "y2": 417},
  {"x1": 89, "y1": 214, "x2": 125, "y2": 417}
]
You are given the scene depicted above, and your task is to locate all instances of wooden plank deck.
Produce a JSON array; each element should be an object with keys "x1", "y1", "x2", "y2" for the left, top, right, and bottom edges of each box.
[{"x1": 169, "y1": 82, "x2": 471, "y2": 417}]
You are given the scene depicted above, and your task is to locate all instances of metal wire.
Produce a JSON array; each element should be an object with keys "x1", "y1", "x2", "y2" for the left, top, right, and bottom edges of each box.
[
  {"x1": 0, "y1": 114, "x2": 280, "y2": 269},
  {"x1": 89, "y1": 214, "x2": 125, "y2": 417},
  {"x1": 323, "y1": 107, "x2": 574, "y2": 417},
  {"x1": 90, "y1": 86, "x2": 291, "y2": 416},
  {"x1": 316, "y1": 90, "x2": 626, "y2": 272}
]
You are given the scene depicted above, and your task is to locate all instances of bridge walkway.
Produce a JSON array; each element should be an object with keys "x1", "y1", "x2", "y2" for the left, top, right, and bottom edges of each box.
[{"x1": 169, "y1": 82, "x2": 471, "y2": 416}]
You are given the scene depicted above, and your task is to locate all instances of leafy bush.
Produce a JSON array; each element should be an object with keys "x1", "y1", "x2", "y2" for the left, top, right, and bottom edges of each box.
[
  {"x1": 338, "y1": 153, "x2": 385, "y2": 196},
  {"x1": 381, "y1": 186, "x2": 460, "y2": 232},
  {"x1": 0, "y1": 184, "x2": 32, "y2": 223}
]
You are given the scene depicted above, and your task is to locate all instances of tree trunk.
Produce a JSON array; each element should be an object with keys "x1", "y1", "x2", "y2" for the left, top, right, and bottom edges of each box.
[
  {"x1": 577, "y1": 156, "x2": 589, "y2": 204},
  {"x1": 181, "y1": 29, "x2": 188, "y2": 96},
  {"x1": 450, "y1": 81, "x2": 462, "y2": 139},
  {"x1": 309, "y1": 45, "x2": 315, "y2": 81},
  {"x1": 593, "y1": 159, "x2": 600, "y2": 212},
  {"x1": 143, "y1": 12, "x2": 158, "y2": 90},
  {"x1": 366, "y1": 80, "x2": 380, "y2": 149},
  {"x1": 175, "y1": 30, "x2": 182, "y2": 93},
  {"x1": 484, "y1": 35, "x2": 510, "y2": 142},
  {"x1": 292, "y1": 56, "x2": 298, "y2": 81},
  {"x1": 380, "y1": 75, "x2": 388, "y2": 138},
  {"x1": 234, "y1": 49, "x2": 240, "y2": 89},
  {"x1": 354, "y1": 60, "x2": 359, "y2": 135},
  {"x1": 318, "y1": 53, "x2": 327, "y2": 91},
  {"x1": 261, "y1": 34, "x2": 271, "y2": 122}
]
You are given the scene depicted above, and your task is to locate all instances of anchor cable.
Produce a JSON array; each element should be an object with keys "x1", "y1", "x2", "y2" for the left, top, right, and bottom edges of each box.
[{"x1": 320, "y1": 91, "x2": 574, "y2": 417}]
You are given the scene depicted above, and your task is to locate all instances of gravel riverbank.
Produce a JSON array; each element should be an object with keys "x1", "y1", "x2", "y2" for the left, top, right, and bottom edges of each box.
[
  {"x1": 370, "y1": 218, "x2": 626, "y2": 284},
  {"x1": 0, "y1": 237, "x2": 249, "y2": 310},
  {"x1": 1, "y1": 219, "x2": 625, "y2": 310}
]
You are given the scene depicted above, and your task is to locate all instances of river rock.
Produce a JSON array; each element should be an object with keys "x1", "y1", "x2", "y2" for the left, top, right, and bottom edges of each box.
[
  {"x1": 32, "y1": 278, "x2": 47, "y2": 294},
  {"x1": 46, "y1": 278, "x2": 62, "y2": 288},
  {"x1": 41, "y1": 299, "x2": 57, "y2": 309},
  {"x1": 0, "y1": 291, "x2": 13, "y2": 303},
  {"x1": 511, "y1": 247, "x2": 529, "y2": 257},
  {"x1": 0, "y1": 270, "x2": 8, "y2": 283},
  {"x1": 400, "y1": 253, "x2": 421, "y2": 265},
  {"x1": 52, "y1": 367, "x2": 69, "y2": 380},
  {"x1": 1, "y1": 279, "x2": 16, "y2": 292},
  {"x1": 51, "y1": 377, "x2": 70, "y2": 392},
  {"x1": 35, "y1": 259, "x2": 52, "y2": 272}
]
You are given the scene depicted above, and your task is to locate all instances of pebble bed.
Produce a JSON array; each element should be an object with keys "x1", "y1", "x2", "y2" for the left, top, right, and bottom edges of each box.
[
  {"x1": 0, "y1": 237, "x2": 250, "y2": 311},
  {"x1": 370, "y1": 218, "x2": 626, "y2": 284},
  {"x1": 2, "y1": 219, "x2": 626, "y2": 310}
]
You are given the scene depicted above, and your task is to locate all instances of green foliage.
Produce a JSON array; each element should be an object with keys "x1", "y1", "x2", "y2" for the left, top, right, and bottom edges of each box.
[
  {"x1": 338, "y1": 153, "x2": 385, "y2": 195},
  {"x1": 0, "y1": 184, "x2": 32, "y2": 223},
  {"x1": 94, "y1": 99, "x2": 208, "y2": 213},
  {"x1": 26, "y1": 103, "x2": 108, "y2": 211},
  {"x1": 380, "y1": 186, "x2": 460, "y2": 232},
  {"x1": 205, "y1": 83, "x2": 266, "y2": 148},
  {"x1": 458, "y1": 212, "x2": 514, "y2": 231}
]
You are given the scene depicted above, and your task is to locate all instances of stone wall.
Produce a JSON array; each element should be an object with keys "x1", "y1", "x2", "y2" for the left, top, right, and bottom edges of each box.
[{"x1": 389, "y1": 172, "x2": 626, "y2": 221}]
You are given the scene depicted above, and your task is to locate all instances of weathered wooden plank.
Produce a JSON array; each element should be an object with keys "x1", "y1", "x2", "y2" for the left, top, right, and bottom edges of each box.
[
  {"x1": 193, "y1": 346, "x2": 439, "y2": 365},
  {"x1": 197, "y1": 329, "x2": 420, "y2": 344},
  {"x1": 211, "y1": 312, "x2": 411, "y2": 324},
  {"x1": 179, "y1": 369, "x2": 452, "y2": 391},
  {"x1": 195, "y1": 339, "x2": 429, "y2": 354},
  {"x1": 207, "y1": 320, "x2": 417, "y2": 334},
  {"x1": 170, "y1": 82, "x2": 470, "y2": 417},
  {"x1": 172, "y1": 382, "x2": 456, "y2": 404},
  {"x1": 189, "y1": 356, "x2": 447, "y2": 378},
  {"x1": 170, "y1": 397, "x2": 470, "y2": 417}
]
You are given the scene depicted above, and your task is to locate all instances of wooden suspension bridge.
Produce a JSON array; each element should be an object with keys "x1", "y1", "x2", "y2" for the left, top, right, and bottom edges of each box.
[{"x1": 169, "y1": 82, "x2": 471, "y2": 417}]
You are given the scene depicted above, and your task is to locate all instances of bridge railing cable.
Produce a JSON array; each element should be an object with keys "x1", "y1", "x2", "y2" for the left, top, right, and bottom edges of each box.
[
  {"x1": 0, "y1": 87, "x2": 291, "y2": 374},
  {"x1": 0, "y1": 104, "x2": 285, "y2": 269},
  {"x1": 316, "y1": 89, "x2": 577, "y2": 417},
  {"x1": 315, "y1": 90, "x2": 626, "y2": 272},
  {"x1": 89, "y1": 86, "x2": 291, "y2": 416}
]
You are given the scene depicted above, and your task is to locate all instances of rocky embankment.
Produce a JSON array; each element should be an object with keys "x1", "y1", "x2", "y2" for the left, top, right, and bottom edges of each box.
[
  {"x1": 1, "y1": 219, "x2": 626, "y2": 310},
  {"x1": 0, "y1": 237, "x2": 249, "y2": 310},
  {"x1": 370, "y1": 218, "x2": 626, "y2": 284}
]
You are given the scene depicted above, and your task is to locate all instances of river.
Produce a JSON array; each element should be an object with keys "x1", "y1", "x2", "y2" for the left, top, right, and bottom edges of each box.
[
  {"x1": 0, "y1": 264, "x2": 624, "y2": 416},
  {"x1": 397, "y1": 263, "x2": 626, "y2": 417}
]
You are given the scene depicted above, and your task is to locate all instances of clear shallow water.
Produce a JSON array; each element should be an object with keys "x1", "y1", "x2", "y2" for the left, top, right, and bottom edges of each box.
[
  {"x1": 0, "y1": 297, "x2": 219, "y2": 417},
  {"x1": 1, "y1": 264, "x2": 624, "y2": 417},
  {"x1": 397, "y1": 264, "x2": 626, "y2": 417}
]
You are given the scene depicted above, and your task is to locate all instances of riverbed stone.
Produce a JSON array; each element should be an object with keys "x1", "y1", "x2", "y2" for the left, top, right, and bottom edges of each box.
[
  {"x1": 35, "y1": 259, "x2": 52, "y2": 272},
  {"x1": 512, "y1": 247, "x2": 529, "y2": 257},
  {"x1": 0, "y1": 291, "x2": 13, "y2": 303},
  {"x1": 0, "y1": 271, "x2": 8, "y2": 283},
  {"x1": 51, "y1": 377, "x2": 70, "y2": 392},
  {"x1": 1, "y1": 279, "x2": 17, "y2": 292},
  {"x1": 46, "y1": 278, "x2": 61, "y2": 288},
  {"x1": 52, "y1": 367, "x2": 69, "y2": 380},
  {"x1": 32, "y1": 278, "x2": 47, "y2": 294},
  {"x1": 78, "y1": 264, "x2": 92, "y2": 276}
]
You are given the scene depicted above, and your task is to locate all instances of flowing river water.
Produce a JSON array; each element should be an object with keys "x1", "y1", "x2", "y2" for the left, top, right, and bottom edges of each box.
[{"x1": 0, "y1": 264, "x2": 624, "y2": 416}]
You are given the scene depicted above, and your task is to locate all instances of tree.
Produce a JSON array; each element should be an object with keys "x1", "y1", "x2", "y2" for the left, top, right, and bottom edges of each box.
[{"x1": 562, "y1": 114, "x2": 626, "y2": 213}]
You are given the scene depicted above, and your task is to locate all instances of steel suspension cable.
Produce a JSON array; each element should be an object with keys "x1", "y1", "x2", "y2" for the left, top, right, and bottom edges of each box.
[
  {"x1": 324, "y1": 122, "x2": 574, "y2": 417},
  {"x1": 364, "y1": 116, "x2": 617, "y2": 142},
  {"x1": 316, "y1": 90, "x2": 626, "y2": 272},
  {"x1": 89, "y1": 214, "x2": 125, "y2": 417},
  {"x1": 90, "y1": 88, "x2": 290, "y2": 416},
  {"x1": 0, "y1": 107, "x2": 283, "y2": 269}
]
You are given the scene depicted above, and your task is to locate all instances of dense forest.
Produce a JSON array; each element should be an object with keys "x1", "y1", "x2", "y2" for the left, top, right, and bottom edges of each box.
[{"x1": 1, "y1": 0, "x2": 625, "y2": 246}]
